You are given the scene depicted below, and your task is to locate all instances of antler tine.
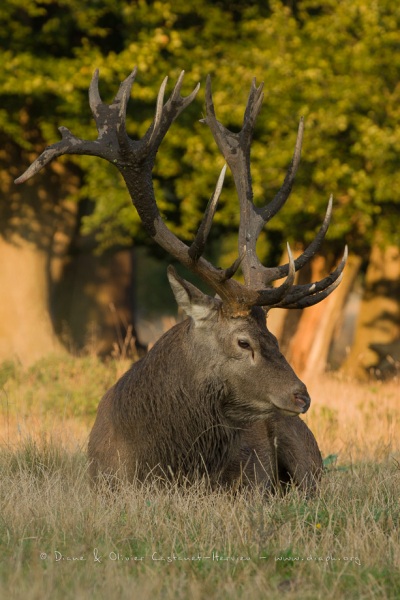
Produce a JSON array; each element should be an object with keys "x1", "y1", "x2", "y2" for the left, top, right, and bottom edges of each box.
[
  {"x1": 204, "y1": 74, "x2": 216, "y2": 118},
  {"x1": 171, "y1": 70, "x2": 185, "y2": 99},
  {"x1": 273, "y1": 245, "x2": 348, "y2": 308},
  {"x1": 88, "y1": 67, "x2": 138, "y2": 145},
  {"x1": 255, "y1": 243, "x2": 297, "y2": 306},
  {"x1": 114, "y1": 67, "x2": 138, "y2": 105},
  {"x1": 219, "y1": 252, "x2": 245, "y2": 282},
  {"x1": 189, "y1": 164, "x2": 227, "y2": 262},
  {"x1": 260, "y1": 117, "x2": 304, "y2": 227},
  {"x1": 88, "y1": 69, "x2": 102, "y2": 119},
  {"x1": 169, "y1": 70, "x2": 192, "y2": 105},
  {"x1": 203, "y1": 75, "x2": 234, "y2": 156},
  {"x1": 282, "y1": 271, "x2": 344, "y2": 309},
  {"x1": 146, "y1": 72, "x2": 200, "y2": 148},
  {"x1": 264, "y1": 195, "x2": 333, "y2": 284},
  {"x1": 147, "y1": 76, "x2": 168, "y2": 146},
  {"x1": 170, "y1": 71, "x2": 201, "y2": 108},
  {"x1": 14, "y1": 127, "x2": 89, "y2": 185},
  {"x1": 242, "y1": 78, "x2": 264, "y2": 137},
  {"x1": 114, "y1": 68, "x2": 138, "y2": 142}
]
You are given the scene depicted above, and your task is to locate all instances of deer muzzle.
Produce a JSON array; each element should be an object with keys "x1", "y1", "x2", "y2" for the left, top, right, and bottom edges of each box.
[{"x1": 292, "y1": 393, "x2": 311, "y2": 414}]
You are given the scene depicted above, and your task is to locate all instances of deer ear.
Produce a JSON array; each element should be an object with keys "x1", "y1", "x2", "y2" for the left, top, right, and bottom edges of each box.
[{"x1": 167, "y1": 266, "x2": 220, "y2": 324}]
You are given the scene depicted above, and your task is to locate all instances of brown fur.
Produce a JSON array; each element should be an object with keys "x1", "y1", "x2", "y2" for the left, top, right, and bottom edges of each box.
[{"x1": 88, "y1": 274, "x2": 323, "y2": 493}]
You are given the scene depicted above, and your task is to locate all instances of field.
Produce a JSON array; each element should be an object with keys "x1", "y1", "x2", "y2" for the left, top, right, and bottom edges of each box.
[{"x1": 0, "y1": 355, "x2": 399, "y2": 599}]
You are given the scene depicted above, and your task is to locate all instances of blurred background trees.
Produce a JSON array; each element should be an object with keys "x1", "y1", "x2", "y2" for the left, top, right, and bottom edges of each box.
[{"x1": 0, "y1": 0, "x2": 399, "y2": 377}]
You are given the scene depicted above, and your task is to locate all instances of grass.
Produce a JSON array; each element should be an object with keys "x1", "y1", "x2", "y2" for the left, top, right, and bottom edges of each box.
[{"x1": 0, "y1": 355, "x2": 399, "y2": 599}]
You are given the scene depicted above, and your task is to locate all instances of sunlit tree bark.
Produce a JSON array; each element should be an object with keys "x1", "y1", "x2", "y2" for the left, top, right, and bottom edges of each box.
[{"x1": 343, "y1": 238, "x2": 400, "y2": 379}]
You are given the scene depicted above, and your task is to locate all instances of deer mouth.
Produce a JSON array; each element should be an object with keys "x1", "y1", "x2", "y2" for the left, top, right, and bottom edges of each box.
[
  {"x1": 266, "y1": 391, "x2": 311, "y2": 417},
  {"x1": 271, "y1": 392, "x2": 311, "y2": 416},
  {"x1": 292, "y1": 393, "x2": 311, "y2": 414}
]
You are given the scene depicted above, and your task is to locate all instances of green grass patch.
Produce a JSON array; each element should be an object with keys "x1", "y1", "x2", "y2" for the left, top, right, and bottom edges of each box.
[{"x1": 0, "y1": 354, "x2": 130, "y2": 423}]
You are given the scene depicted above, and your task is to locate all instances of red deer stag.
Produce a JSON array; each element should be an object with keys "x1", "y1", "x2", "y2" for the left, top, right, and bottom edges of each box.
[{"x1": 15, "y1": 68, "x2": 347, "y2": 493}]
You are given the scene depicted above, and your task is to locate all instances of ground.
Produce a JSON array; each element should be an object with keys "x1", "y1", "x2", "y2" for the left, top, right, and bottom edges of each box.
[{"x1": 0, "y1": 355, "x2": 399, "y2": 599}]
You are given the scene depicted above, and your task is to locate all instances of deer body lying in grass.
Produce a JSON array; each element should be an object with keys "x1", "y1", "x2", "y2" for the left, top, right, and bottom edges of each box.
[
  {"x1": 89, "y1": 276, "x2": 323, "y2": 490},
  {"x1": 16, "y1": 67, "x2": 347, "y2": 493}
]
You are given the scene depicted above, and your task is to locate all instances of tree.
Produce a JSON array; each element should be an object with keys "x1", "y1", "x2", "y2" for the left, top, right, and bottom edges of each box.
[{"x1": 0, "y1": 0, "x2": 123, "y2": 362}]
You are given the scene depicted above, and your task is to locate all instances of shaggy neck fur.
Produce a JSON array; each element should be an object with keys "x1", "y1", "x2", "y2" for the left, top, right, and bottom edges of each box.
[{"x1": 112, "y1": 320, "x2": 241, "y2": 482}]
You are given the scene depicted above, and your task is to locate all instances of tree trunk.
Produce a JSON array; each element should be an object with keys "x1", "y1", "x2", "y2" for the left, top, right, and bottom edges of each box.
[
  {"x1": 300, "y1": 254, "x2": 361, "y2": 379},
  {"x1": 53, "y1": 243, "x2": 146, "y2": 358},
  {"x1": 342, "y1": 240, "x2": 400, "y2": 379},
  {"x1": 0, "y1": 234, "x2": 64, "y2": 365},
  {"x1": 1, "y1": 143, "x2": 79, "y2": 365},
  {"x1": 284, "y1": 255, "x2": 328, "y2": 376},
  {"x1": 268, "y1": 250, "x2": 361, "y2": 378}
]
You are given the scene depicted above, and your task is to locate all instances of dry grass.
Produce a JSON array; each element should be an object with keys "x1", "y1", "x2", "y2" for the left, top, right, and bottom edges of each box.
[
  {"x1": 0, "y1": 356, "x2": 399, "y2": 599},
  {"x1": 306, "y1": 375, "x2": 400, "y2": 462}
]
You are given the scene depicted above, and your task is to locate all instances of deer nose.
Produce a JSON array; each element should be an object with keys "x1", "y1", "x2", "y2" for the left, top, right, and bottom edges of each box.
[{"x1": 292, "y1": 393, "x2": 311, "y2": 413}]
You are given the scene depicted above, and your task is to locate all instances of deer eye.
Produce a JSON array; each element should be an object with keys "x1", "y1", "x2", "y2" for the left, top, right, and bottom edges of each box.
[{"x1": 238, "y1": 339, "x2": 251, "y2": 350}]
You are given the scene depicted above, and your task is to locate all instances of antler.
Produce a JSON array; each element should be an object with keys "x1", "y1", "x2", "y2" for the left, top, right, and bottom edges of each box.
[
  {"x1": 15, "y1": 68, "x2": 346, "y2": 315},
  {"x1": 203, "y1": 76, "x2": 347, "y2": 309},
  {"x1": 15, "y1": 69, "x2": 256, "y2": 311}
]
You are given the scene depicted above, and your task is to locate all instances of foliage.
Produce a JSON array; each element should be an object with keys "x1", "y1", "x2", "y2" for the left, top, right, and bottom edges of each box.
[{"x1": 1, "y1": 0, "x2": 399, "y2": 261}]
